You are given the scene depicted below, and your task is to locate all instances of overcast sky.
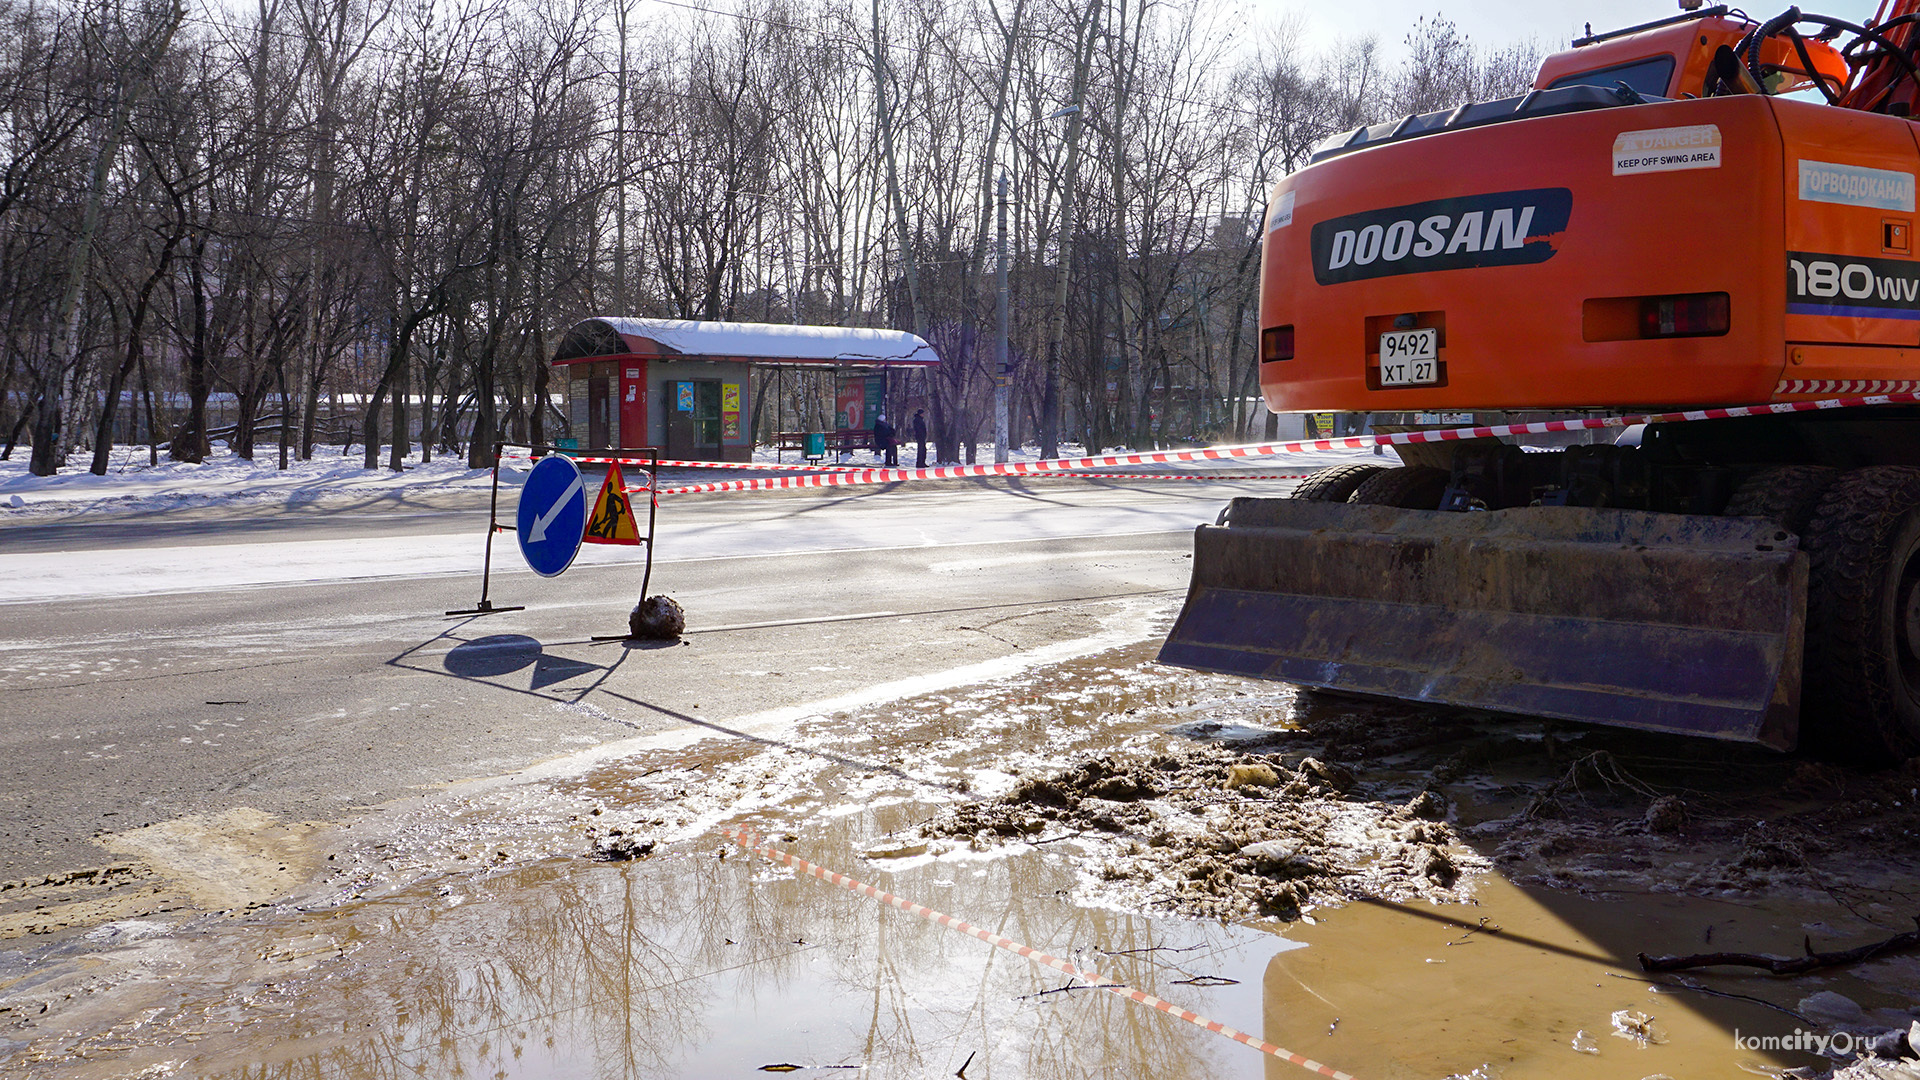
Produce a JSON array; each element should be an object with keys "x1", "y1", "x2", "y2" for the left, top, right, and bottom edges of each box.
[{"x1": 1268, "y1": 1, "x2": 1886, "y2": 61}]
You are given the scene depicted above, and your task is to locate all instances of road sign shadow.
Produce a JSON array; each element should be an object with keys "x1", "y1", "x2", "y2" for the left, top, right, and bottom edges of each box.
[
  {"x1": 430, "y1": 633, "x2": 614, "y2": 693},
  {"x1": 394, "y1": 624, "x2": 971, "y2": 799}
]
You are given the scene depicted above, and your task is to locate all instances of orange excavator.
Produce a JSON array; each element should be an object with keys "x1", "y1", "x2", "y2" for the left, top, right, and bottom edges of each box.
[{"x1": 1160, "y1": 2, "x2": 1920, "y2": 759}]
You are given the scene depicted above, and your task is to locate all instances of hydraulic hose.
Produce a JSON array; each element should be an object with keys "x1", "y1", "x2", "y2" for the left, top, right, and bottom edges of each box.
[
  {"x1": 1787, "y1": 27, "x2": 1845, "y2": 101},
  {"x1": 1742, "y1": 9, "x2": 1920, "y2": 111},
  {"x1": 1745, "y1": 6, "x2": 1803, "y2": 90}
]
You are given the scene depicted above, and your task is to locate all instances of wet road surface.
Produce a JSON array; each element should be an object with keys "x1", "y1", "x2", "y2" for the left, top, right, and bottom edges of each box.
[{"x1": 4, "y1": 470, "x2": 1920, "y2": 1078}]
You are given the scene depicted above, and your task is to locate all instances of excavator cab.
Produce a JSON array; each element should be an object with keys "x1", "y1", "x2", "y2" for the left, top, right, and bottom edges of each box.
[
  {"x1": 1161, "y1": 3, "x2": 1920, "y2": 761},
  {"x1": 1534, "y1": 12, "x2": 1849, "y2": 101}
]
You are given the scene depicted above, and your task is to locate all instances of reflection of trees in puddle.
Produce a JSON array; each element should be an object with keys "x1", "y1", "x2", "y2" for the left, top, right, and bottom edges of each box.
[
  {"x1": 23, "y1": 650, "x2": 1295, "y2": 1076},
  {"x1": 165, "y1": 808, "x2": 1273, "y2": 1078}
]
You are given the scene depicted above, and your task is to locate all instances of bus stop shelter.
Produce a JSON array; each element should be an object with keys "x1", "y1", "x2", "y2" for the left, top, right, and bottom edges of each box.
[{"x1": 551, "y1": 317, "x2": 939, "y2": 462}]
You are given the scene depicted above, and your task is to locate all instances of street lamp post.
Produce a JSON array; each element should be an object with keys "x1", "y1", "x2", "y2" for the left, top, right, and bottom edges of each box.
[
  {"x1": 994, "y1": 104, "x2": 1081, "y2": 466},
  {"x1": 994, "y1": 171, "x2": 1011, "y2": 464}
]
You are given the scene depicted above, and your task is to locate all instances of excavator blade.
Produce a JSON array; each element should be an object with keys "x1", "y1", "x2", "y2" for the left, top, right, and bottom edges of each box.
[{"x1": 1158, "y1": 500, "x2": 1805, "y2": 748}]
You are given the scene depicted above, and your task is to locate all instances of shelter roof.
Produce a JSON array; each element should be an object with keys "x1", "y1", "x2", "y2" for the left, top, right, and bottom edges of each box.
[{"x1": 553, "y1": 317, "x2": 938, "y2": 367}]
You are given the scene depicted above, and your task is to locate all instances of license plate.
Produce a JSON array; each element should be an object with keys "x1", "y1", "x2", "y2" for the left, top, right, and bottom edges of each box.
[{"x1": 1378, "y1": 329, "x2": 1439, "y2": 387}]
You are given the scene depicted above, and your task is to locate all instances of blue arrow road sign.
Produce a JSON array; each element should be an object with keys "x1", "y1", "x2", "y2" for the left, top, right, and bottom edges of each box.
[{"x1": 517, "y1": 455, "x2": 588, "y2": 577}]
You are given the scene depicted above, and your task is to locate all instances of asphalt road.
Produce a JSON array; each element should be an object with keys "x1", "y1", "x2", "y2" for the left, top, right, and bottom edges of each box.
[{"x1": 0, "y1": 473, "x2": 1286, "y2": 882}]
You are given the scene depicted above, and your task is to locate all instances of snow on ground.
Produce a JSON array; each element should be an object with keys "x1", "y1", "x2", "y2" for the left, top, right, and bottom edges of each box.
[{"x1": 0, "y1": 444, "x2": 503, "y2": 514}]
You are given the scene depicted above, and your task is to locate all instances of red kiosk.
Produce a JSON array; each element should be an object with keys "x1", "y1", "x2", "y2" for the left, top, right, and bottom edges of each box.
[{"x1": 550, "y1": 318, "x2": 939, "y2": 462}]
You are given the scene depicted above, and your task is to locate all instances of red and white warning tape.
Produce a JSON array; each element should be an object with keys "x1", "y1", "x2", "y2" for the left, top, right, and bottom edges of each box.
[
  {"x1": 503, "y1": 453, "x2": 857, "y2": 473},
  {"x1": 655, "y1": 391, "x2": 1920, "y2": 496},
  {"x1": 649, "y1": 459, "x2": 857, "y2": 471},
  {"x1": 1049, "y1": 472, "x2": 1316, "y2": 481},
  {"x1": 723, "y1": 828, "x2": 1358, "y2": 1079}
]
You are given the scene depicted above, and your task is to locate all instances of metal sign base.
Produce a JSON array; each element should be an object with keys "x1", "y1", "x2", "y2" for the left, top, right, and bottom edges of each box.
[{"x1": 446, "y1": 599, "x2": 526, "y2": 617}]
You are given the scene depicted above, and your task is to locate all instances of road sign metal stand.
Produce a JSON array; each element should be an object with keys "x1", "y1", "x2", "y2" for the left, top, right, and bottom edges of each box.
[
  {"x1": 587, "y1": 447, "x2": 663, "y2": 641},
  {"x1": 446, "y1": 442, "x2": 526, "y2": 617},
  {"x1": 447, "y1": 442, "x2": 666, "y2": 640}
]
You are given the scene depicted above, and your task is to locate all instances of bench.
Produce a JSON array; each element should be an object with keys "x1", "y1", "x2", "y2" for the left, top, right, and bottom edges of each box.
[{"x1": 775, "y1": 430, "x2": 877, "y2": 463}]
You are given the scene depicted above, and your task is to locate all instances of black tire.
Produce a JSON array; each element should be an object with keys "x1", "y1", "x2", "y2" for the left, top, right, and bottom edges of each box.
[
  {"x1": 1722, "y1": 464, "x2": 1838, "y2": 533},
  {"x1": 1289, "y1": 462, "x2": 1385, "y2": 502},
  {"x1": 1349, "y1": 465, "x2": 1451, "y2": 509},
  {"x1": 1801, "y1": 466, "x2": 1920, "y2": 761}
]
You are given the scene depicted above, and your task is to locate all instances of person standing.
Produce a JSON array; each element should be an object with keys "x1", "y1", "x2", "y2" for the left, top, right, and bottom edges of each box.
[
  {"x1": 912, "y1": 408, "x2": 927, "y2": 468},
  {"x1": 873, "y1": 413, "x2": 897, "y2": 467}
]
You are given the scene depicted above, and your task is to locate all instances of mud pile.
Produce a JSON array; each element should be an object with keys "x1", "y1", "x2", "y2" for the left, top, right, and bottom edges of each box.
[
  {"x1": 917, "y1": 741, "x2": 1483, "y2": 921},
  {"x1": 1463, "y1": 749, "x2": 1920, "y2": 905}
]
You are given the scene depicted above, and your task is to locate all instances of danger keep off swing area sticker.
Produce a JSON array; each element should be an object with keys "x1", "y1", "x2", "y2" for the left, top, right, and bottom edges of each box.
[
  {"x1": 584, "y1": 461, "x2": 643, "y2": 546},
  {"x1": 1613, "y1": 125, "x2": 1721, "y2": 175}
]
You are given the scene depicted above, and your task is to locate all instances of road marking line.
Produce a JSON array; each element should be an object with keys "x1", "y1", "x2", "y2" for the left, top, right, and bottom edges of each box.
[
  {"x1": 688, "y1": 611, "x2": 898, "y2": 633},
  {"x1": 724, "y1": 829, "x2": 1360, "y2": 1080}
]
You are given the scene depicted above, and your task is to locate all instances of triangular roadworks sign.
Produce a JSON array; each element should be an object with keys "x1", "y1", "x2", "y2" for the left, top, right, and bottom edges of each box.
[{"x1": 584, "y1": 461, "x2": 642, "y2": 545}]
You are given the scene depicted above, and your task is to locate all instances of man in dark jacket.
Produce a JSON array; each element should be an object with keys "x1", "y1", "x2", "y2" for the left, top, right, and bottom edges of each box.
[
  {"x1": 873, "y1": 414, "x2": 897, "y2": 466},
  {"x1": 912, "y1": 408, "x2": 927, "y2": 468}
]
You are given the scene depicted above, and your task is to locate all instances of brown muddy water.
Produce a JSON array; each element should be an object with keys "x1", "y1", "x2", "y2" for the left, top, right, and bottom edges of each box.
[{"x1": 4, "y1": 635, "x2": 1920, "y2": 1079}]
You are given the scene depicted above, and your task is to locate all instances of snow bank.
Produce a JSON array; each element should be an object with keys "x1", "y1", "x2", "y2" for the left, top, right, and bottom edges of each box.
[{"x1": 0, "y1": 444, "x2": 507, "y2": 515}]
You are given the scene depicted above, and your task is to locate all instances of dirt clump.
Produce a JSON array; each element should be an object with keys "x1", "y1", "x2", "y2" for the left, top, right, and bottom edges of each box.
[
  {"x1": 920, "y1": 742, "x2": 1482, "y2": 921},
  {"x1": 1644, "y1": 794, "x2": 1688, "y2": 833},
  {"x1": 586, "y1": 828, "x2": 657, "y2": 862}
]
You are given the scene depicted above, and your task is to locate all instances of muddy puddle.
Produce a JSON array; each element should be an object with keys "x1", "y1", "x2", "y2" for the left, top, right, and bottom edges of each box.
[{"x1": 5, "y1": 641, "x2": 1920, "y2": 1078}]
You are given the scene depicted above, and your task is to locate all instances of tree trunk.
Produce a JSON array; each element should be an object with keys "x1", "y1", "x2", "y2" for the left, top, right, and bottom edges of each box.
[
  {"x1": 869, "y1": 0, "x2": 926, "y2": 342},
  {"x1": 172, "y1": 243, "x2": 215, "y2": 464},
  {"x1": 30, "y1": 2, "x2": 183, "y2": 475},
  {"x1": 1042, "y1": 1, "x2": 1099, "y2": 459},
  {"x1": 388, "y1": 336, "x2": 409, "y2": 471},
  {"x1": 232, "y1": 375, "x2": 260, "y2": 460},
  {"x1": 95, "y1": 228, "x2": 181, "y2": 473},
  {"x1": 466, "y1": 309, "x2": 496, "y2": 469},
  {"x1": 363, "y1": 298, "x2": 440, "y2": 470},
  {"x1": 301, "y1": 362, "x2": 324, "y2": 458},
  {"x1": 276, "y1": 359, "x2": 291, "y2": 470},
  {"x1": 138, "y1": 343, "x2": 158, "y2": 467}
]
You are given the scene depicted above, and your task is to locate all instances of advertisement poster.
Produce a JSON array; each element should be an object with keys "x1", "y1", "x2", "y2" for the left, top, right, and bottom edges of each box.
[
  {"x1": 836, "y1": 378, "x2": 865, "y2": 430},
  {"x1": 676, "y1": 382, "x2": 694, "y2": 413},
  {"x1": 721, "y1": 383, "x2": 741, "y2": 440}
]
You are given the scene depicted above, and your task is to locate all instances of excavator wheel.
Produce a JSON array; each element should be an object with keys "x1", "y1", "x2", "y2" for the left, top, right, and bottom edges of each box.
[
  {"x1": 1801, "y1": 466, "x2": 1920, "y2": 762},
  {"x1": 1722, "y1": 464, "x2": 1838, "y2": 533},
  {"x1": 1349, "y1": 465, "x2": 1451, "y2": 509},
  {"x1": 1288, "y1": 462, "x2": 1385, "y2": 502}
]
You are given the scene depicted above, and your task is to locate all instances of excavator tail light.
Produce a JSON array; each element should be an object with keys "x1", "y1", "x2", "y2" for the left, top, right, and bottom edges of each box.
[
  {"x1": 1639, "y1": 292, "x2": 1729, "y2": 338},
  {"x1": 1262, "y1": 325, "x2": 1295, "y2": 362}
]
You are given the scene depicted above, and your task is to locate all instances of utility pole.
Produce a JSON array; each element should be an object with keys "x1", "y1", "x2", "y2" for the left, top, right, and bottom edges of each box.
[
  {"x1": 614, "y1": 0, "x2": 630, "y2": 314},
  {"x1": 995, "y1": 105, "x2": 1081, "y2": 466},
  {"x1": 1043, "y1": 14, "x2": 1098, "y2": 460},
  {"x1": 994, "y1": 171, "x2": 1010, "y2": 464}
]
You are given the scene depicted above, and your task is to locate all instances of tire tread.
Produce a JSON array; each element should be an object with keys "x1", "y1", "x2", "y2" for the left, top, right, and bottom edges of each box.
[
  {"x1": 1802, "y1": 466, "x2": 1920, "y2": 761},
  {"x1": 1289, "y1": 462, "x2": 1386, "y2": 503},
  {"x1": 1349, "y1": 465, "x2": 1450, "y2": 509},
  {"x1": 1722, "y1": 464, "x2": 1837, "y2": 533}
]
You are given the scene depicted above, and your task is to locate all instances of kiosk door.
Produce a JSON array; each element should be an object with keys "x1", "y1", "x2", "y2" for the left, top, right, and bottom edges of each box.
[
  {"x1": 663, "y1": 380, "x2": 722, "y2": 459},
  {"x1": 619, "y1": 362, "x2": 647, "y2": 448},
  {"x1": 588, "y1": 376, "x2": 611, "y2": 449}
]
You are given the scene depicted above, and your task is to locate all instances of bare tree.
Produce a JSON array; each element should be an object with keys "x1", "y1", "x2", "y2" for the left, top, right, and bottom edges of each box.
[{"x1": 29, "y1": 0, "x2": 184, "y2": 475}]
